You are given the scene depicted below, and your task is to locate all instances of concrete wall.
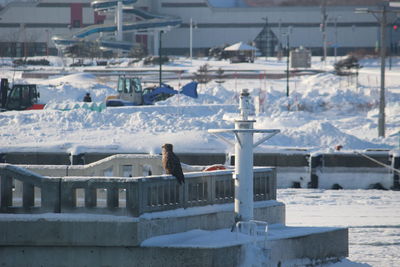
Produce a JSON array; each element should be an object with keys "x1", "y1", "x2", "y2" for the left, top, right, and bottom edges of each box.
[
  {"x1": 0, "y1": 210, "x2": 350, "y2": 267},
  {"x1": 268, "y1": 227, "x2": 348, "y2": 266},
  {"x1": 0, "y1": 201, "x2": 285, "y2": 246},
  {"x1": 0, "y1": 246, "x2": 242, "y2": 267}
]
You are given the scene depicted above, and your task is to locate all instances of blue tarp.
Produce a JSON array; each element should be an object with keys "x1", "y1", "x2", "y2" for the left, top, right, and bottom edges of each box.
[
  {"x1": 180, "y1": 81, "x2": 198, "y2": 99},
  {"x1": 142, "y1": 82, "x2": 198, "y2": 105}
]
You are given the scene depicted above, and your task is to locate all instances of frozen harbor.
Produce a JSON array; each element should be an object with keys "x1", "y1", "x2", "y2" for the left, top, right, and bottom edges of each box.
[{"x1": 279, "y1": 189, "x2": 400, "y2": 267}]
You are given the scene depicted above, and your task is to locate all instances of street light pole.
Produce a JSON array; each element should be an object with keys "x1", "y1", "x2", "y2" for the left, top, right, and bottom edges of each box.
[
  {"x1": 159, "y1": 30, "x2": 163, "y2": 87},
  {"x1": 334, "y1": 16, "x2": 339, "y2": 62},
  {"x1": 45, "y1": 29, "x2": 49, "y2": 56},
  {"x1": 321, "y1": 0, "x2": 328, "y2": 62},
  {"x1": 286, "y1": 33, "x2": 290, "y2": 97},
  {"x1": 190, "y1": 18, "x2": 193, "y2": 61},
  {"x1": 355, "y1": 4, "x2": 400, "y2": 138},
  {"x1": 379, "y1": 5, "x2": 387, "y2": 138}
]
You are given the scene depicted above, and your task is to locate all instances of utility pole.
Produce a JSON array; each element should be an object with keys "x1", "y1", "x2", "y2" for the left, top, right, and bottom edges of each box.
[
  {"x1": 321, "y1": 0, "x2": 328, "y2": 62},
  {"x1": 333, "y1": 16, "x2": 340, "y2": 62},
  {"x1": 285, "y1": 26, "x2": 292, "y2": 98},
  {"x1": 116, "y1": 0, "x2": 123, "y2": 42},
  {"x1": 190, "y1": 18, "x2": 193, "y2": 61},
  {"x1": 355, "y1": 3, "x2": 400, "y2": 138},
  {"x1": 278, "y1": 19, "x2": 282, "y2": 59},
  {"x1": 379, "y1": 5, "x2": 387, "y2": 138},
  {"x1": 286, "y1": 33, "x2": 290, "y2": 97},
  {"x1": 159, "y1": 31, "x2": 163, "y2": 87}
]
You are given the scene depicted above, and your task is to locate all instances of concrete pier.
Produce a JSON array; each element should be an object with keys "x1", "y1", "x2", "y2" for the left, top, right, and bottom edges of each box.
[{"x1": 0, "y1": 157, "x2": 349, "y2": 266}]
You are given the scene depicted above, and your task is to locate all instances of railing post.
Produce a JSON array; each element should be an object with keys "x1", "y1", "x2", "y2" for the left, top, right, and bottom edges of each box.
[
  {"x1": 107, "y1": 187, "x2": 119, "y2": 208},
  {"x1": 0, "y1": 154, "x2": 5, "y2": 163},
  {"x1": 180, "y1": 181, "x2": 187, "y2": 209},
  {"x1": 309, "y1": 154, "x2": 322, "y2": 188},
  {"x1": 271, "y1": 169, "x2": 277, "y2": 200},
  {"x1": 70, "y1": 153, "x2": 85, "y2": 165},
  {"x1": 85, "y1": 187, "x2": 97, "y2": 208},
  {"x1": 0, "y1": 172, "x2": 13, "y2": 210},
  {"x1": 208, "y1": 174, "x2": 215, "y2": 205},
  {"x1": 126, "y1": 180, "x2": 141, "y2": 217},
  {"x1": 22, "y1": 182, "x2": 34, "y2": 209},
  {"x1": 392, "y1": 154, "x2": 400, "y2": 190},
  {"x1": 42, "y1": 178, "x2": 61, "y2": 213}
]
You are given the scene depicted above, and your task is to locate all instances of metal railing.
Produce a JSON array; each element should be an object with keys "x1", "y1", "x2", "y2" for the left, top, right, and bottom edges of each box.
[{"x1": 0, "y1": 164, "x2": 276, "y2": 217}]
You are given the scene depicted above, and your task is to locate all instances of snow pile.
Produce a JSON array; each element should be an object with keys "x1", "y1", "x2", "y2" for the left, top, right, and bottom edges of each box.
[
  {"x1": 260, "y1": 73, "x2": 379, "y2": 114},
  {"x1": 37, "y1": 73, "x2": 115, "y2": 104},
  {"x1": 157, "y1": 84, "x2": 237, "y2": 105},
  {"x1": 0, "y1": 56, "x2": 399, "y2": 153}
]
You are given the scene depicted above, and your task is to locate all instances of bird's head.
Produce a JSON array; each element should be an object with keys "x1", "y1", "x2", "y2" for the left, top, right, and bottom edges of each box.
[{"x1": 162, "y1": 143, "x2": 173, "y2": 152}]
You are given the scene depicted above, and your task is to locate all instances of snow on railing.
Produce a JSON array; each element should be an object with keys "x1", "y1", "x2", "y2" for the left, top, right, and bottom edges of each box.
[{"x1": 0, "y1": 165, "x2": 276, "y2": 217}]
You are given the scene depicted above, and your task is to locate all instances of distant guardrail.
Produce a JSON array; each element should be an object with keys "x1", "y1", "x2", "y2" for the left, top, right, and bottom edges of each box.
[
  {"x1": 21, "y1": 154, "x2": 165, "y2": 178},
  {"x1": 0, "y1": 164, "x2": 275, "y2": 217},
  {"x1": 1, "y1": 151, "x2": 399, "y2": 189}
]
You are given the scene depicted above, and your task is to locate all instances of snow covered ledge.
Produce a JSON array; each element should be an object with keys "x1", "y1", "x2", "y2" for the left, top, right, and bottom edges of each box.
[{"x1": 141, "y1": 225, "x2": 348, "y2": 267}]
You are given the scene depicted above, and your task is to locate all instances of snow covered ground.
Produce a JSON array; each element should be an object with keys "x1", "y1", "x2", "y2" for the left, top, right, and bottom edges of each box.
[
  {"x1": 0, "y1": 56, "x2": 399, "y2": 155},
  {"x1": 1, "y1": 56, "x2": 399, "y2": 266}
]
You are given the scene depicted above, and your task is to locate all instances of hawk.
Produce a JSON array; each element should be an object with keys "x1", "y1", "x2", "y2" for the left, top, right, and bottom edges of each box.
[{"x1": 162, "y1": 143, "x2": 185, "y2": 184}]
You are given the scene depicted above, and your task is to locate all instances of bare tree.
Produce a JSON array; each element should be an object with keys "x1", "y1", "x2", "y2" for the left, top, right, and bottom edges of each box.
[{"x1": 194, "y1": 63, "x2": 212, "y2": 84}]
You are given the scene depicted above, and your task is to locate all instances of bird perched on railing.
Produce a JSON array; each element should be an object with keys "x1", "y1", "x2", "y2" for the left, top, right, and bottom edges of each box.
[{"x1": 162, "y1": 143, "x2": 185, "y2": 184}]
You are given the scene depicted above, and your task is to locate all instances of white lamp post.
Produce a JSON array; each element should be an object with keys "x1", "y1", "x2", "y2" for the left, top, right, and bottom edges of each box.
[{"x1": 209, "y1": 89, "x2": 280, "y2": 222}]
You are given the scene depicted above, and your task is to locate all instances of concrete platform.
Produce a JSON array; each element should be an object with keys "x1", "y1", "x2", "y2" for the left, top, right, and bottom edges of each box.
[
  {"x1": 0, "y1": 223, "x2": 347, "y2": 267},
  {"x1": 142, "y1": 225, "x2": 348, "y2": 267},
  {"x1": 0, "y1": 201, "x2": 285, "y2": 246}
]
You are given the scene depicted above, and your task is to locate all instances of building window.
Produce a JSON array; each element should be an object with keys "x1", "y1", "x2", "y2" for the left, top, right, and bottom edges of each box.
[
  {"x1": 70, "y1": 3, "x2": 83, "y2": 28},
  {"x1": 72, "y1": 20, "x2": 81, "y2": 28}
]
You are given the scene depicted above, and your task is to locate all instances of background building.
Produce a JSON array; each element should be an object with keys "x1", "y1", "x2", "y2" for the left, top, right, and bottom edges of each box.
[{"x1": 0, "y1": 0, "x2": 397, "y2": 57}]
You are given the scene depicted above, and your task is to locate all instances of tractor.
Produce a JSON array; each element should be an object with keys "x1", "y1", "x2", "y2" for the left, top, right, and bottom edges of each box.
[
  {"x1": 0, "y1": 78, "x2": 45, "y2": 112},
  {"x1": 105, "y1": 76, "x2": 198, "y2": 107}
]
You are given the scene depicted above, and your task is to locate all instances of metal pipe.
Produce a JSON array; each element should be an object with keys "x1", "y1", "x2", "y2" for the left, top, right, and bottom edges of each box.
[
  {"x1": 286, "y1": 33, "x2": 290, "y2": 97},
  {"x1": 159, "y1": 31, "x2": 163, "y2": 87},
  {"x1": 354, "y1": 151, "x2": 400, "y2": 174},
  {"x1": 379, "y1": 5, "x2": 387, "y2": 137},
  {"x1": 321, "y1": 0, "x2": 328, "y2": 62},
  {"x1": 116, "y1": 0, "x2": 123, "y2": 42},
  {"x1": 190, "y1": 18, "x2": 193, "y2": 61}
]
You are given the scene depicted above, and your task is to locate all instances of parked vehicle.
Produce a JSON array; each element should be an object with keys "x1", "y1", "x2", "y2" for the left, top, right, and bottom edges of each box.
[
  {"x1": 105, "y1": 76, "x2": 198, "y2": 106},
  {"x1": 0, "y1": 78, "x2": 45, "y2": 111}
]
